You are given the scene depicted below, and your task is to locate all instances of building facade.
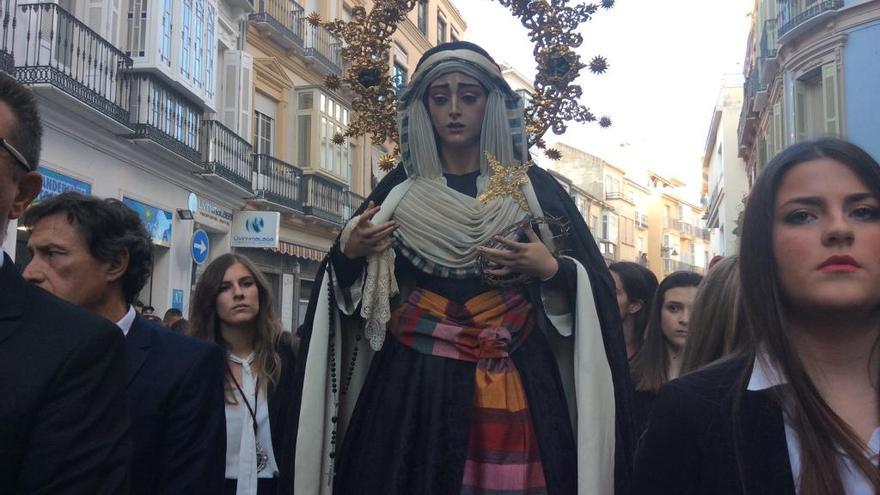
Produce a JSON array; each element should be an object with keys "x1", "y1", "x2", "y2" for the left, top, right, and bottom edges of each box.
[
  {"x1": 739, "y1": 0, "x2": 880, "y2": 183},
  {"x1": 0, "y1": 0, "x2": 463, "y2": 328},
  {"x1": 545, "y1": 143, "x2": 706, "y2": 280},
  {"x1": 703, "y1": 82, "x2": 749, "y2": 257}
]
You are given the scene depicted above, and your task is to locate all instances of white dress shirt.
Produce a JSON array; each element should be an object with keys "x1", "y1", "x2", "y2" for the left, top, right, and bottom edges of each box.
[
  {"x1": 748, "y1": 353, "x2": 880, "y2": 494},
  {"x1": 115, "y1": 306, "x2": 136, "y2": 336},
  {"x1": 225, "y1": 353, "x2": 278, "y2": 494}
]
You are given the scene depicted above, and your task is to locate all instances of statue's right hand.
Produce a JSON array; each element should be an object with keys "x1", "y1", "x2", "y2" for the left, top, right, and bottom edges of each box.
[{"x1": 342, "y1": 201, "x2": 398, "y2": 259}]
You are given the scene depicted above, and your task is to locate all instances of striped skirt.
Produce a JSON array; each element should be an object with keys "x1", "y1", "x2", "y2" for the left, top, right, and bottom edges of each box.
[{"x1": 390, "y1": 288, "x2": 548, "y2": 495}]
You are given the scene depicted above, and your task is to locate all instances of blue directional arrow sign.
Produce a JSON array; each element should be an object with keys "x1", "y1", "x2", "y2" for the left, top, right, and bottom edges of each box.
[{"x1": 191, "y1": 229, "x2": 210, "y2": 265}]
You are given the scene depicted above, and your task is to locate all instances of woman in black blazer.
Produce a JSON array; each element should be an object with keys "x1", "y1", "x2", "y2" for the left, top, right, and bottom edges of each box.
[
  {"x1": 632, "y1": 138, "x2": 880, "y2": 494},
  {"x1": 190, "y1": 253, "x2": 297, "y2": 495}
]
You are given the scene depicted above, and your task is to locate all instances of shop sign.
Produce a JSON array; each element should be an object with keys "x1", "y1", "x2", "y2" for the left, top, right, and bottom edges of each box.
[
  {"x1": 190, "y1": 193, "x2": 233, "y2": 229},
  {"x1": 35, "y1": 166, "x2": 91, "y2": 201},
  {"x1": 123, "y1": 196, "x2": 173, "y2": 247},
  {"x1": 231, "y1": 211, "x2": 280, "y2": 248}
]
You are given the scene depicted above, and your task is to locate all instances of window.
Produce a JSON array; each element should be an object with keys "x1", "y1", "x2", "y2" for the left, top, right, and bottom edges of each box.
[
  {"x1": 794, "y1": 62, "x2": 839, "y2": 142},
  {"x1": 437, "y1": 11, "x2": 447, "y2": 44},
  {"x1": 126, "y1": 0, "x2": 148, "y2": 57},
  {"x1": 605, "y1": 175, "x2": 621, "y2": 197},
  {"x1": 160, "y1": 0, "x2": 172, "y2": 63},
  {"x1": 516, "y1": 89, "x2": 533, "y2": 109},
  {"x1": 417, "y1": 0, "x2": 428, "y2": 34},
  {"x1": 193, "y1": 0, "x2": 204, "y2": 87},
  {"x1": 254, "y1": 111, "x2": 274, "y2": 155},
  {"x1": 601, "y1": 212, "x2": 618, "y2": 244},
  {"x1": 451, "y1": 28, "x2": 460, "y2": 43},
  {"x1": 205, "y1": 6, "x2": 216, "y2": 97},
  {"x1": 317, "y1": 92, "x2": 351, "y2": 179},
  {"x1": 181, "y1": 0, "x2": 192, "y2": 77},
  {"x1": 391, "y1": 62, "x2": 408, "y2": 96}
]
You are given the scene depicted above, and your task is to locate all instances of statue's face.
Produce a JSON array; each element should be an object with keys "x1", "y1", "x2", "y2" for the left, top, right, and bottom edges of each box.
[{"x1": 425, "y1": 72, "x2": 487, "y2": 151}]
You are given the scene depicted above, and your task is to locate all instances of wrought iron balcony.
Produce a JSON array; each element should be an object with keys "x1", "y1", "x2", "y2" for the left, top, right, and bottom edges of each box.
[
  {"x1": 677, "y1": 220, "x2": 694, "y2": 237},
  {"x1": 253, "y1": 154, "x2": 303, "y2": 211},
  {"x1": 249, "y1": 0, "x2": 306, "y2": 50},
  {"x1": 0, "y1": 0, "x2": 14, "y2": 74},
  {"x1": 14, "y1": 3, "x2": 133, "y2": 125},
  {"x1": 598, "y1": 239, "x2": 616, "y2": 261},
  {"x1": 127, "y1": 72, "x2": 203, "y2": 163},
  {"x1": 305, "y1": 24, "x2": 342, "y2": 76},
  {"x1": 344, "y1": 190, "x2": 366, "y2": 219},
  {"x1": 303, "y1": 173, "x2": 348, "y2": 225},
  {"x1": 663, "y1": 258, "x2": 682, "y2": 274},
  {"x1": 200, "y1": 119, "x2": 253, "y2": 191},
  {"x1": 778, "y1": 0, "x2": 844, "y2": 39},
  {"x1": 605, "y1": 191, "x2": 623, "y2": 201}
]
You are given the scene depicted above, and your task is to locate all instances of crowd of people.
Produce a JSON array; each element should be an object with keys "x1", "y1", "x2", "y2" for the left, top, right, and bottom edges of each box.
[{"x1": 2, "y1": 41, "x2": 880, "y2": 495}]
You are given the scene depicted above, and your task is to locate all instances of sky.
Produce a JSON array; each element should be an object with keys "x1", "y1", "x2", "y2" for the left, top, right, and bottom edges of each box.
[{"x1": 452, "y1": 0, "x2": 754, "y2": 202}]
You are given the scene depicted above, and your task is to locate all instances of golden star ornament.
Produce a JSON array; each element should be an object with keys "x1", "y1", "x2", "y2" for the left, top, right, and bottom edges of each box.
[{"x1": 477, "y1": 152, "x2": 533, "y2": 212}]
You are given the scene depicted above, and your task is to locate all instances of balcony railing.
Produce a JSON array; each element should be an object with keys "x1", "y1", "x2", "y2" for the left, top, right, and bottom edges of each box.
[
  {"x1": 305, "y1": 24, "x2": 342, "y2": 75},
  {"x1": 605, "y1": 191, "x2": 623, "y2": 201},
  {"x1": 677, "y1": 220, "x2": 694, "y2": 237},
  {"x1": 14, "y1": 3, "x2": 133, "y2": 125},
  {"x1": 127, "y1": 72, "x2": 202, "y2": 163},
  {"x1": 663, "y1": 258, "x2": 681, "y2": 273},
  {"x1": 636, "y1": 213, "x2": 648, "y2": 229},
  {"x1": 345, "y1": 190, "x2": 366, "y2": 219},
  {"x1": 253, "y1": 154, "x2": 304, "y2": 211},
  {"x1": 250, "y1": 0, "x2": 306, "y2": 49},
  {"x1": 0, "y1": 0, "x2": 15, "y2": 74},
  {"x1": 694, "y1": 226, "x2": 711, "y2": 241},
  {"x1": 201, "y1": 119, "x2": 252, "y2": 191},
  {"x1": 779, "y1": 0, "x2": 844, "y2": 39},
  {"x1": 598, "y1": 239, "x2": 616, "y2": 261},
  {"x1": 303, "y1": 173, "x2": 348, "y2": 224}
]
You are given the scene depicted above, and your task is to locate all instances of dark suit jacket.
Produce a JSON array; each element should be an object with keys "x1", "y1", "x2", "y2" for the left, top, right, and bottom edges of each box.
[
  {"x1": 631, "y1": 358, "x2": 796, "y2": 495},
  {"x1": 126, "y1": 315, "x2": 226, "y2": 495},
  {"x1": 0, "y1": 253, "x2": 131, "y2": 494}
]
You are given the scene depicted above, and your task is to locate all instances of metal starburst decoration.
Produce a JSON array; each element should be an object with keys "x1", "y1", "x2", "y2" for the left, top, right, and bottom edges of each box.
[
  {"x1": 310, "y1": 0, "x2": 615, "y2": 167},
  {"x1": 476, "y1": 151, "x2": 532, "y2": 211}
]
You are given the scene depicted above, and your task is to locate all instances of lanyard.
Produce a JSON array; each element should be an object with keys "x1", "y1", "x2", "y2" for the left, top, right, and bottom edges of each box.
[{"x1": 227, "y1": 361, "x2": 260, "y2": 437}]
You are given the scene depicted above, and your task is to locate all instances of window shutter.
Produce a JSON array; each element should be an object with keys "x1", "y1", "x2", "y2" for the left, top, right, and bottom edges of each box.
[
  {"x1": 795, "y1": 82, "x2": 807, "y2": 142},
  {"x1": 822, "y1": 62, "x2": 840, "y2": 136},
  {"x1": 221, "y1": 50, "x2": 238, "y2": 131},
  {"x1": 239, "y1": 51, "x2": 254, "y2": 142},
  {"x1": 772, "y1": 101, "x2": 783, "y2": 155},
  {"x1": 88, "y1": 0, "x2": 103, "y2": 35}
]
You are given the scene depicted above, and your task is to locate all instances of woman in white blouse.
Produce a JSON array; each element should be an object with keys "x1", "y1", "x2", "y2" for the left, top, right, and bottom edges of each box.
[
  {"x1": 633, "y1": 138, "x2": 880, "y2": 494},
  {"x1": 190, "y1": 253, "x2": 297, "y2": 495}
]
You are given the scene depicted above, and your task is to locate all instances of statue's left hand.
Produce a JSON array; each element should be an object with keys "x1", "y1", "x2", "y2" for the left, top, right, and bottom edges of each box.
[{"x1": 477, "y1": 226, "x2": 559, "y2": 281}]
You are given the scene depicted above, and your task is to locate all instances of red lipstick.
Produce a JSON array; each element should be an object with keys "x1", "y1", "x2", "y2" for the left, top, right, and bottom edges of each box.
[{"x1": 818, "y1": 255, "x2": 860, "y2": 273}]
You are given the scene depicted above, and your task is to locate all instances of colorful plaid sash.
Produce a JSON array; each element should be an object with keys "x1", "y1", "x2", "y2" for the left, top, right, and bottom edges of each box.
[{"x1": 390, "y1": 288, "x2": 548, "y2": 495}]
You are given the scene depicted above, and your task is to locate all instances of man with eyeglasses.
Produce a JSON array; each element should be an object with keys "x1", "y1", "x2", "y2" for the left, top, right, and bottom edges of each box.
[{"x1": 0, "y1": 72, "x2": 131, "y2": 493}]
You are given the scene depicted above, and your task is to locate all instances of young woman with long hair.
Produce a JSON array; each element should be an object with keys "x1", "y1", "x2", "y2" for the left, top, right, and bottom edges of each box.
[
  {"x1": 609, "y1": 261, "x2": 659, "y2": 358},
  {"x1": 189, "y1": 253, "x2": 296, "y2": 495},
  {"x1": 633, "y1": 138, "x2": 880, "y2": 494},
  {"x1": 680, "y1": 256, "x2": 747, "y2": 374},
  {"x1": 629, "y1": 270, "x2": 702, "y2": 432}
]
